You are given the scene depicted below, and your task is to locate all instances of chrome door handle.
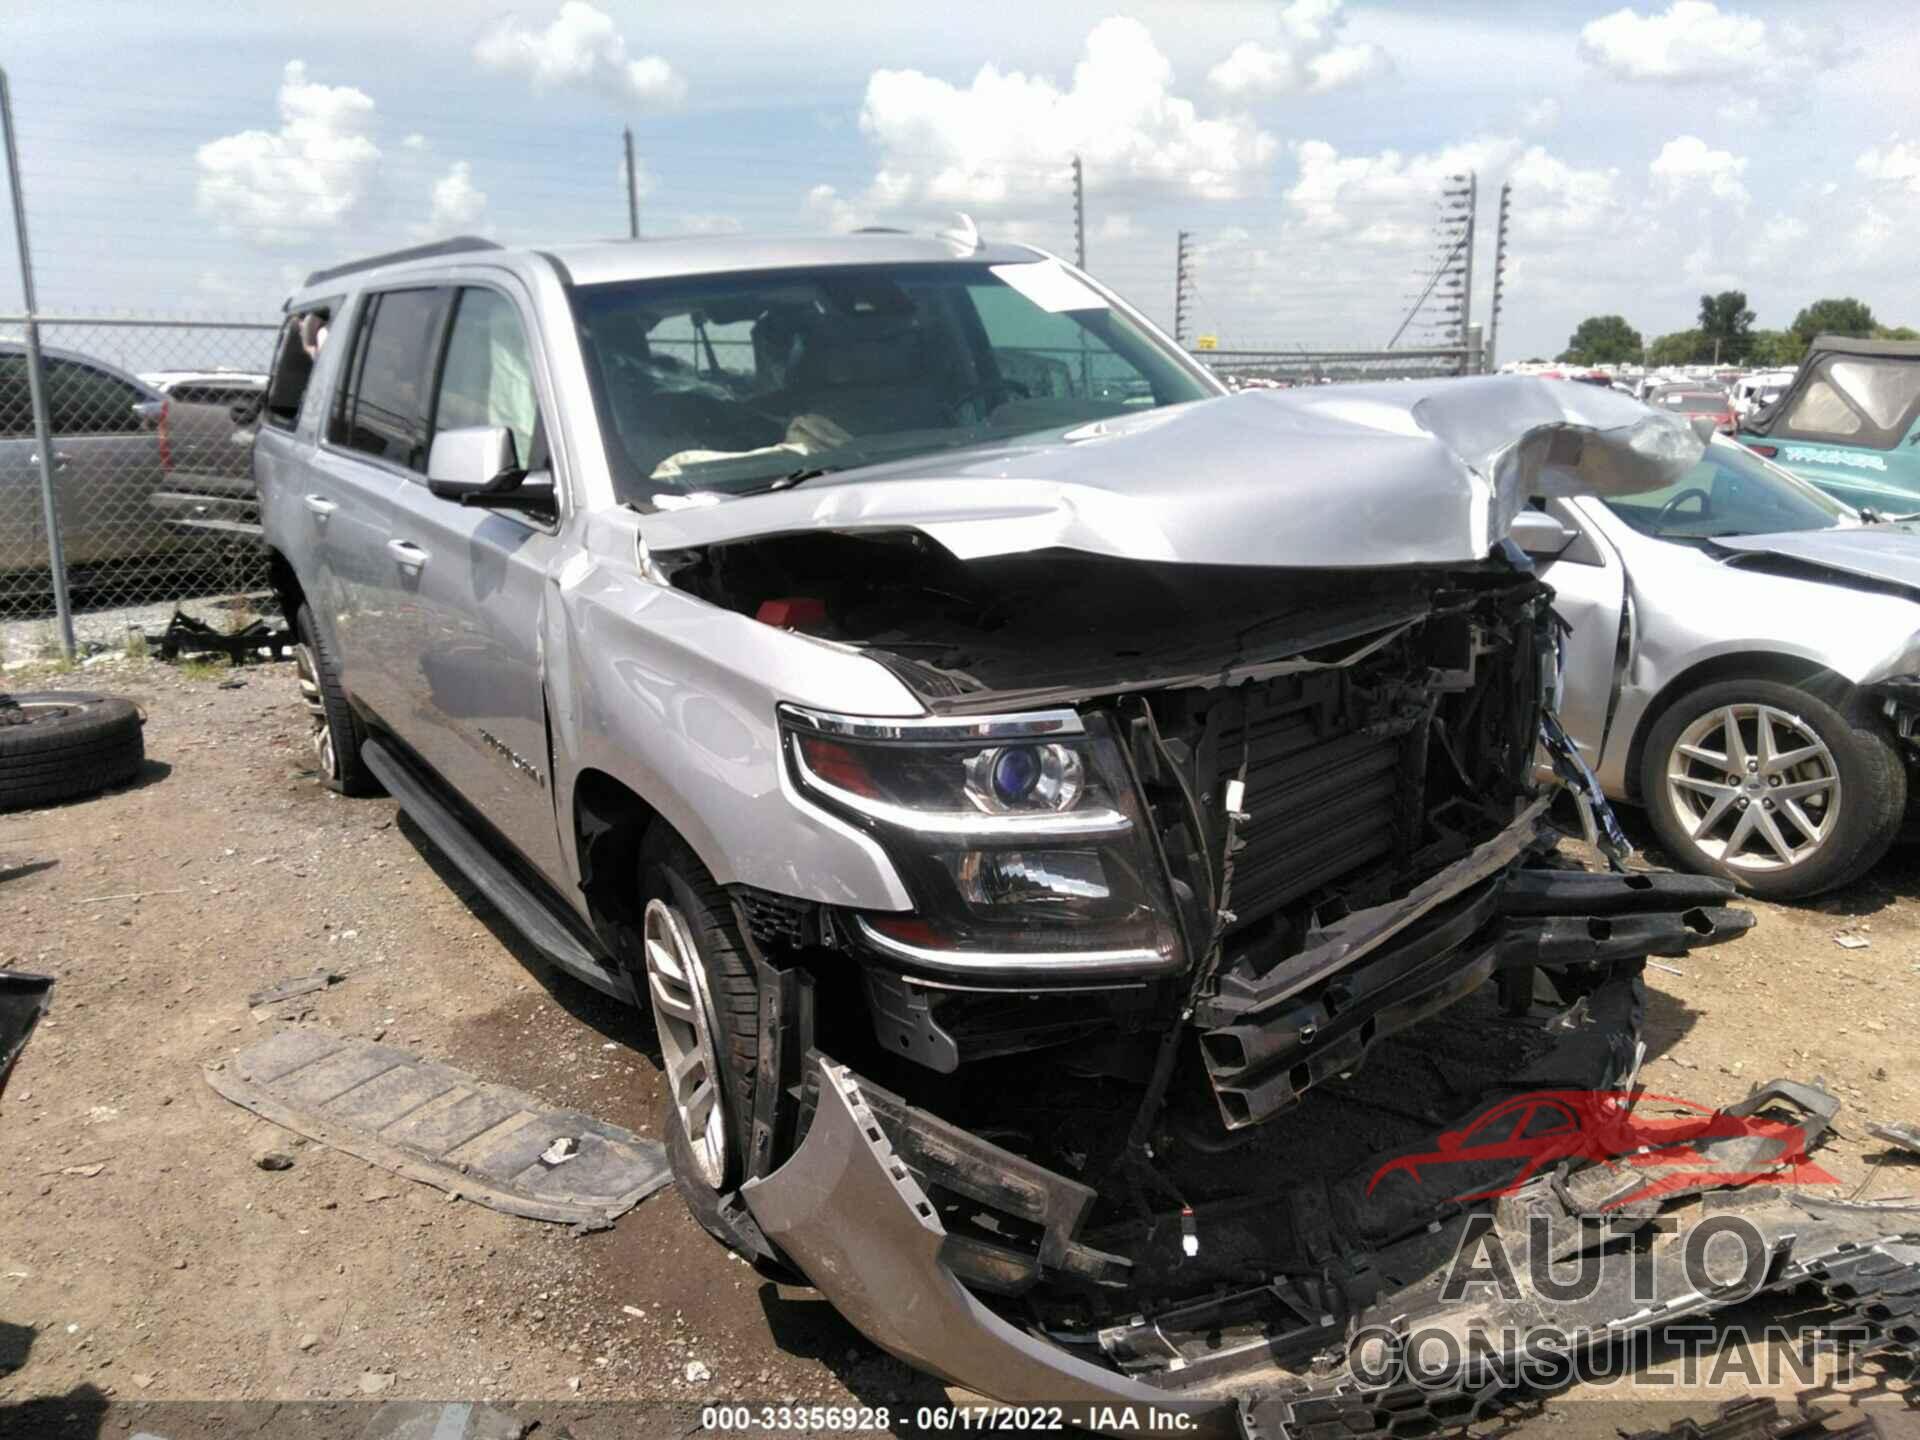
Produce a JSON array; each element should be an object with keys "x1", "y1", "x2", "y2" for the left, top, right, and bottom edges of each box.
[
  {"x1": 386, "y1": 539, "x2": 430, "y2": 572},
  {"x1": 303, "y1": 494, "x2": 337, "y2": 519}
]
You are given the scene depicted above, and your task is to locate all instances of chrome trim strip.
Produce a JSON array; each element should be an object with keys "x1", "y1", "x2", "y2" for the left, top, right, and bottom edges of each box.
[
  {"x1": 854, "y1": 917, "x2": 1174, "y2": 977},
  {"x1": 778, "y1": 700, "x2": 1084, "y2": 742},
  {"x1": 789, "y1": 736, "x2": 1132, "y2": 839}
]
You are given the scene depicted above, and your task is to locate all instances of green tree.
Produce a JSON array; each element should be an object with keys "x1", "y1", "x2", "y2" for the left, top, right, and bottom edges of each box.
[
  {"x1": 1874, "y1": 325, "x2": 1919, "y2": 341},
  {"x1": 1792, "y1": 297, "x2": 1877, "y2": 343},
  {"x1": 1558, "y1": 314, "x2": 1644, "y2": 365},
  {"x1": 1647, "y1": 329, "x2": 1707, "y2": 366},
  {"x1": 1697, "y1": 291, "x2": 1755, "y2": 363},
  {"x1": 1748, "y1": 330, "x2": 1805, "y2": 366}
]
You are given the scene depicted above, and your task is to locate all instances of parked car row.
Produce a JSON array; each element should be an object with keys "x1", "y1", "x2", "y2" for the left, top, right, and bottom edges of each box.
[{"x1": 0, "y1": 346, "x2": 267, "y2": 577}]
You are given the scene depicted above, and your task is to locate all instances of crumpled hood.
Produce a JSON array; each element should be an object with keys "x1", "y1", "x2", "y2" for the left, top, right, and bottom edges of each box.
[
  {"x1": 1713, "y1": 525, "x2": 1920, "y2": 599},
  {"x1": 636, "y1": 375, "x2": 1704, "y2": 568}
]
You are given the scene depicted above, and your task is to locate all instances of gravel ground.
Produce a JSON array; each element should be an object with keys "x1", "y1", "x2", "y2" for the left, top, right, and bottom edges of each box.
[{"x1": 0, "y1": 654, "x2": 1914, "y2": 1434}]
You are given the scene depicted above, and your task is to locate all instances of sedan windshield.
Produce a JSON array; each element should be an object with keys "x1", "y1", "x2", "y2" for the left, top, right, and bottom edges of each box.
[
  {"x1": 569, "y1": 260, "x2": 1213, "y2": 502},
  {"x1": 1657, "y1": 390, "x2": 1728, "y2": 415},
  {"x1": 1603, "y1": 439, "x2": 1851, "y2": 539}
]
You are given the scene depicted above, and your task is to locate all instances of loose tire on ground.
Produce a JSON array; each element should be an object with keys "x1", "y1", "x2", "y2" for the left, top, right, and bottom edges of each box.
[
  {"x1": 0, "y1": 691, "x2": 145, "y2": 811},
  {"x1": 1640, "y1": 675, "x2": 1905, "y2": 901}
]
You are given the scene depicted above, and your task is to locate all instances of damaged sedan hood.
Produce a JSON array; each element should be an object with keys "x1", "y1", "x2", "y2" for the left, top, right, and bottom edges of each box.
[
  {"x1": 1712, "y1": 525, "x2": 1920, "y2": 599},
  {"x1": 637, "y1": 376, "x2": 1703, "y2": 569}
]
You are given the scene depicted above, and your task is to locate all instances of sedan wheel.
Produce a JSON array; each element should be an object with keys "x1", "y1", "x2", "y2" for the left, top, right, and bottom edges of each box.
[
  {"x1": 1664, "y1": 703, "x2": 1839, "y2": 873},
  {"x1": 1641, "y1": 676, "x2": 1906, "y2": 901},
  {"x1": 643, "y1": 897, "x2": 730, "y2": 1191},
  {"x1": 295, "y1": 642, "x2": 338, "y2": 783}
]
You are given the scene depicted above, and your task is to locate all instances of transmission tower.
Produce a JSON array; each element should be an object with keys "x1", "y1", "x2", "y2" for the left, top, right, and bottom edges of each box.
[
  {"x1": 1387, "y1": 172, "x2": 1476, "y2": 366},
  {"x1": 1174, "y1": 231, "x2": 1193, "y2": 347},
  {"x1": 1487, "y1": 182, "x2": 1511, "y2": 372},
  {"x1": 1072, "y1": 155, "x2": 1086, "y2": 269}
]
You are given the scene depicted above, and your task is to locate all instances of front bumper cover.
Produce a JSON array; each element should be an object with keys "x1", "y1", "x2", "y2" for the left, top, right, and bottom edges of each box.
[{"x1": 742, "y1": 1036, "x2": 1917, "y2": 1436}]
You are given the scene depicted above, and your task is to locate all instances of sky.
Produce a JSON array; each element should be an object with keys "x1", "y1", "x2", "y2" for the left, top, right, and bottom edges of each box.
[{"x1": 3, "y1": 0, "x2": 1916, "y2": 362}]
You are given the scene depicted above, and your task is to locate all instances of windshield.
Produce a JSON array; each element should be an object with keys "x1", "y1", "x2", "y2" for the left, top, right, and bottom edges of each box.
[
  {"x1": 1657, "y1": 390, "x2": 1727, "y2": 415},
  {"x1": 569, "y1": 260, "x2": 1213, "y2": 501},
  {"x1": 1603, "y1": 439, "x2": 1851, "y2": 539}
]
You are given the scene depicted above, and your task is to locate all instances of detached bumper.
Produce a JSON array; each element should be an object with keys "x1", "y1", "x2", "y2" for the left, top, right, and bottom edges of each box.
[
  {"x1": 739, "y1": 1058, "x2": 1232, "y2": 1435},
  {"x1": 1198, "y1": 857, "x2": 1751, "y2": 1129}
]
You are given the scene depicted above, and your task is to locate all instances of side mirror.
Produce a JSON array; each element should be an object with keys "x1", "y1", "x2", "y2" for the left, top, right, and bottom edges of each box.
[
  {"x1": 1510, "y1": 508, "x2": 1576, "y2": 561},
  {"x1": 425, "y1": 425, "x2": 558, "y2": 521}
]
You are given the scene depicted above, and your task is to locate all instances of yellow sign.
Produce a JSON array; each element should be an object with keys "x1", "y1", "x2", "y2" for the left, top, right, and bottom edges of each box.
[{"x1": 1195, "y1": 334, "x2": 1218, "y2": 351}]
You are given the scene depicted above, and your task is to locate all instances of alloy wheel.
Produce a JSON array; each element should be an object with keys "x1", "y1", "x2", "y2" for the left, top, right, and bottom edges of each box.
[
  {"x1": 294, "y1": 642, "x2": 338, "y2": 781},
  {"x1": 1665, "y1": 702, "x2": 1840, "y2": 873},
  {"x1": 643, "y1": 897, "x2": 729, "y2": 1189}
]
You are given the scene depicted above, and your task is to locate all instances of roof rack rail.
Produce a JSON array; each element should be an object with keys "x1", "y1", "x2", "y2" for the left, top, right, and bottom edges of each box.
[{"x1": 302, "y1": 235, "x2": 503, "y2": 288}]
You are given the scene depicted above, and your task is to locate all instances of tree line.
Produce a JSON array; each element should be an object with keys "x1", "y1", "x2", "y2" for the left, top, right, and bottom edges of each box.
[{"x1": 1551, "y1": 296, "x2": 1915, "y2": 368}]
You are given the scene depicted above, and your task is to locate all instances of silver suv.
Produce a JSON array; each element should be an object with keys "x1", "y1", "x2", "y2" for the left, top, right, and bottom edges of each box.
[{"x1": 258, "y1": 232, "x2": 1763, "y2": 1411}]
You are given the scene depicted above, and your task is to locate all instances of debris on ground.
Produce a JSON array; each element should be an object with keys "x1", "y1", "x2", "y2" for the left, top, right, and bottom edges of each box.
[
  {"x1": 683, "y1": 1359, "x2": 711, "y2": 1384},
  {"x1": 1868, "y1": 1120, "x2": 1920, "y2": 1158},
  {"x1": 246, "y1": 970, "x2": 345, "y2": 1008},
  {"x1": 207, "y1": 1029, "x2": 670, "y2": 1223},
  {"x1": 252, "y1": 1148, "x2": 294, "y2": 1171},
  {"x1": 1834, "y1": 932, "x2": 1872, "y2": 950}
]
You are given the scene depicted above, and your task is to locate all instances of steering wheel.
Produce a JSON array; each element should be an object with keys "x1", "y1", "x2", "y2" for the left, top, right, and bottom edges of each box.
[
  {"x1": 1655, "y1": 487, "x2": 1712, "y2": 525},
  {"x1": 943, "y1": 378, "x2": 1030, "y2": 424}
]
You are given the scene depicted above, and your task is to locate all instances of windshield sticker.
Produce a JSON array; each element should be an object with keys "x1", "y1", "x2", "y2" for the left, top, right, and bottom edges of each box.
[
  {"x1": 1782, "y1": 446, "x2": 1888, "y2": 472},
  {"x1": 989, "y1": 259, "x2": 1110, "y2": 313}
]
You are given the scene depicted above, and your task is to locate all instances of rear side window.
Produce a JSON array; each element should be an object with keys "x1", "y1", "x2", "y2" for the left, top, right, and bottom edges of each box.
[
  {"x1": 330, "y1": 288, "x2": 446, "y2": 470},
  {"x1": 264, "y1": 307, "x2": 333, "y2": 432},
  {"x1": 0, "y1": 354, "x2": 30, "y2": 438}
]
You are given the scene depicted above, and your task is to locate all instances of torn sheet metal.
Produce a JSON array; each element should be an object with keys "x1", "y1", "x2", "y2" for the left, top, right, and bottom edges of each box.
[
  {"x1": 637, "y1": 377, "x2": 1703, "y2": 571},
  {"x1": 1870, "y1": 1120, "x2": 1920, "y2": 1158},
  {"x1": 206, "y1": 1030, "x2": 669, "y2": 1224}
]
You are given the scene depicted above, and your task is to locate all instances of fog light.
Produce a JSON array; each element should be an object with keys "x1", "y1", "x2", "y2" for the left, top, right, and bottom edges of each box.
[{"x1": 951, "y1": 850, "x2": 1110, "y2": 908}]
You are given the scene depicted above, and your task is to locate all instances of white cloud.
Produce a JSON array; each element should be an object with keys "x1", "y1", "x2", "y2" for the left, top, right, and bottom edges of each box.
[
  {"x1": 1650, "y1": 134, "x2": 1749, "y2": 204},
  {"x1": 1285, "y1": 135, "x2": 1520, "y2": 239},
  {"x1": 1208, "y1": 0, "x2": 1390, "y2": 98},
  {"x1": 474, "y1": 2, "x2": 685, "y2": 106},
  {"x1": 1519, "y1": 97, "x2": 1560, "y2": 131},
  {"x1": 855, "y1": 18, "x2": 1275, "y2": 211},
  {"x1": 401, "y1": 132, "x2": 429, "y2": 151},
  {"x1": 1579, "y1": 2, "x2": 1768, "y2": 81},
  {"x1": 1715, "y1": 96, "x2": 1762, "y2": 127},
  {"x1": 195, "y1": 61, "x2": 381, "y2": 247},
  {"x1": 428, "y1": 161, "x2": 486, "y2": 231},
  {"x1": 1507, "y1": 146, "x2": 1623, "y2": 237},
  {"x1": 1858, "y1": 137, "x2": 1920, "y2": 196}
]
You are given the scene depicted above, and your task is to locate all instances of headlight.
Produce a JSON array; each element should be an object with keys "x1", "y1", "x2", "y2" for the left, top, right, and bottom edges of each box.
[{"x1": 778, "y1": 703, "x2": 1181, "y2": 976}]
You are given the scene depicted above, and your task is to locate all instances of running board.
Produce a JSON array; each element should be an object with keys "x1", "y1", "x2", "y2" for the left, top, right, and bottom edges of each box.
[{"x1": 361, "y1": 738, "x2": 630, "y2": 1003}]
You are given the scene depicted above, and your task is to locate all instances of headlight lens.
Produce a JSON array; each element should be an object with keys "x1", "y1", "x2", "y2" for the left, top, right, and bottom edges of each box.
[{"x1": 779, "y1": 704, "x2": 1180, "y2": 972}]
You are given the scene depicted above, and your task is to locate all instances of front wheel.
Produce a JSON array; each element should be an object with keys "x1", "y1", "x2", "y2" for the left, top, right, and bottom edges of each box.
[
  {"x1": 1640, "y1": 676, "x2": 1905, "y2": 901},
  {"x1": 638, "y1": 833, "x2": 759, "y2": 1193}
]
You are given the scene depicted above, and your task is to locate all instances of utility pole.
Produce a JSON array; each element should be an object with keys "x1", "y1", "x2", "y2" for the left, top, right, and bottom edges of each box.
[
  {"x1": 1, "y1": 66, "x2": 74, "y2": 658},
  {"x1": 1174, "y1": 231, "x2": 1192, "y2": 347},
  {"x1": 1071, "y1": 155, "x2": 1086, "y2": 270},
  {"x1": 623, "y1": 127, "x2": 640, "y2": 239},
  {"x1": 1487, "y1": 181, "x2": 1511, "y2": 373}
]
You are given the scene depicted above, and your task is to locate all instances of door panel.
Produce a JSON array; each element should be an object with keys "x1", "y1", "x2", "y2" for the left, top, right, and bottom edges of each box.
[
  {"x1": 1537, "y1": 499, "x2": 1626, "y2": 774},
  {"x1": 363, "y1": 282, "x2": 565, "y2": 882}
]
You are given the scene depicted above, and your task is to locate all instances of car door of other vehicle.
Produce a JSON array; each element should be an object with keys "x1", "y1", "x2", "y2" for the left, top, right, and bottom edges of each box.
[
  {"x1": 1739, "y1": 337, "x2": 1920, "y2": 512},
  {"x1": 369, "y1": 280, "x2": 567, "y2": 881}
]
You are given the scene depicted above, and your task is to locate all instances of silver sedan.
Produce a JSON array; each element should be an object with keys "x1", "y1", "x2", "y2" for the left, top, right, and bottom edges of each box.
[{"x1": 1525, "y1": 435, "x2": 1920, "y2": 899}]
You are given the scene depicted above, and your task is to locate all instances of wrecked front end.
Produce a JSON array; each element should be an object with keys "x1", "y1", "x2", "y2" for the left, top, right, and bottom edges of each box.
[{"x1": 642, "y1": 382, "x2": 1915, "y2": 1424}]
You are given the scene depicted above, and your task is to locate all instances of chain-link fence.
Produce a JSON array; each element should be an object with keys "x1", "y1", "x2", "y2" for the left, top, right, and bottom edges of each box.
[{"x1": 0, "y1": 316, "x2": 281, "y2": 660}]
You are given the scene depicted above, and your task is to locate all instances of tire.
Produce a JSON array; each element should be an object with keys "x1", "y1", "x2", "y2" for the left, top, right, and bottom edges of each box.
[
  {"x1": 638, "y1": 831, "x2": 759, "y2": 1193},
  {"x1": 1640, "y1": 676, "x2": 1905, "y2": 901},
  {"x1": 294, "y1": 603, "x2": 376, "y2": 796},
  {"x1": 0, "y1": 691, "x2": 145, "y2": 810}
]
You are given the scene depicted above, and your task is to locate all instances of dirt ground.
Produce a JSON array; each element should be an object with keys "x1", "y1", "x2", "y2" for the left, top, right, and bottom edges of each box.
[{"x1": 0, "y1": 653, "x2": 1915, "y2": 1434}]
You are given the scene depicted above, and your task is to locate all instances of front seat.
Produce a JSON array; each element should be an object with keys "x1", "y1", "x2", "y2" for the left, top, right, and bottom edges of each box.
[{"x1": 783, "y1": 315, "x2": 951, "y2": 435}]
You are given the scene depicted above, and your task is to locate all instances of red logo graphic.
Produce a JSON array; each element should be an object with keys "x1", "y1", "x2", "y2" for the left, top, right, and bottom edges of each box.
[{"x1": 1366, "y1": 1090, "x2": 1838, "y2": 1209}]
